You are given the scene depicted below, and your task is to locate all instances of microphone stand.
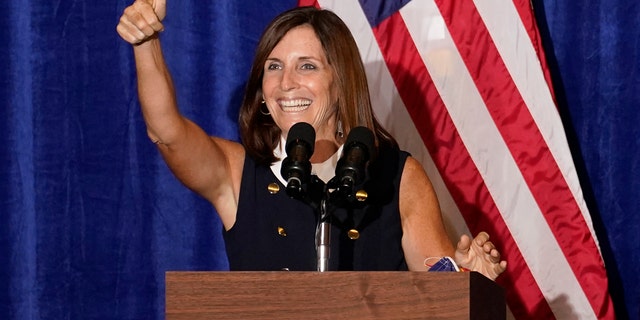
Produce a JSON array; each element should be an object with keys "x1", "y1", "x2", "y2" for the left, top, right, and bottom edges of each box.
[
  {"x1": 286, "y1": 174, "x2": 365, "y2": 272},
  {"x1": 316, "y1": 197, "x2": 330, "y2": 272},
  {"x1": 286, "y1": 174, "x2": 331, "y2": 272},
  {"x1": 313, "y1": 176, "x2": 368, "y2": 272}
]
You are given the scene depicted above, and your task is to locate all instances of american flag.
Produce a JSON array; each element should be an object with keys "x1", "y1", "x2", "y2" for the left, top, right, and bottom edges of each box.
[{"x1": 299, "y1": 0, "x2": 615, "y2": 318}]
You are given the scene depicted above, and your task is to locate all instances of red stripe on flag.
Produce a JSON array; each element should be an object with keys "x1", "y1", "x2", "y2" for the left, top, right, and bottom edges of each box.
[
  {"x1": 298, "y1": 0, "x2": 319, "y2": 8},
  {"x1": 434, "y1": 1, "x2": 613, "y2": 318},
  {"x1": 372, "y1": 12, "x2": 554, "y2": 319}
]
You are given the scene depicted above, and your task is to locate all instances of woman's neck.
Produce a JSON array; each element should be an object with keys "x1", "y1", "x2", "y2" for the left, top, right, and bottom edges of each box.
[{"x1": 310, "y1": 138, "x2": 340, "y2": 163}]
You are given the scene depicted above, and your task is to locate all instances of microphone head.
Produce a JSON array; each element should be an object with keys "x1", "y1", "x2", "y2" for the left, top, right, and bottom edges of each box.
[
  {"x1": 345, "y1": 126, "x2": 374, "y2": 160},
  {"x1": 286, "y1": 122, "x2": 316, "y2": 155},
  {"x1": 334, "y1": 126, "x2": 374, "y2": 190}
]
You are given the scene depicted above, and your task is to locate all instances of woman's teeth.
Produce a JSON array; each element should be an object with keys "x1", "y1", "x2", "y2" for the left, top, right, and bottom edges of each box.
[{"x1": 279, "y1": 99, "x2": 311, "y2": 112}]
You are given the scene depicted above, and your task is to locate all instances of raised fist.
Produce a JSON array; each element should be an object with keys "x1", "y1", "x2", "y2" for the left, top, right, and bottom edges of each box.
[{"x1": 116, "y1": 0, "x2": 167, "y2": 45}]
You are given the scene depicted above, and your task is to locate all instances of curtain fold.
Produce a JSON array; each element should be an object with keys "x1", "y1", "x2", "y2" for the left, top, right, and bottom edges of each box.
[{"x1": 2, "y1": 0, "x2": 37, "y2": 318}]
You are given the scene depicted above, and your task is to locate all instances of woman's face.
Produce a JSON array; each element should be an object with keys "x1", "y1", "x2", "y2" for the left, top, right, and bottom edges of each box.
[{"x1": 262, "y1": 24, "x2": 338, "y2": 141}]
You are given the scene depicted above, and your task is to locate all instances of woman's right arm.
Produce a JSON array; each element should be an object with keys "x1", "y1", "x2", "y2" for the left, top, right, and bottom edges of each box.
[{"x1": 116, "y1": 0, "x2": 244, "y2": 229}]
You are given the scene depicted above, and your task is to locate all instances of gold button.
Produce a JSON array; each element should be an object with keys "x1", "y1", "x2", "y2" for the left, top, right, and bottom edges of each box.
[
  {"x1": 277, "y1": 226, "x2": 287, "y2": 237},
  {"x1": 267, "y1": 183, "x2": 280, "y2": 194},
  {"x1": 355, "y1": 190, "x2": 368, "y2": 202},
  {"x1": 348, "y1": 229, "x2": 360, "y2": 240}
]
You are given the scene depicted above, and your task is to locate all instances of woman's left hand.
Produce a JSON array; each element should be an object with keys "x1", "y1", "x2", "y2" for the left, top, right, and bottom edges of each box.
[{"x1": 454, "y1": 231, "x2": 507, "y2": 280}]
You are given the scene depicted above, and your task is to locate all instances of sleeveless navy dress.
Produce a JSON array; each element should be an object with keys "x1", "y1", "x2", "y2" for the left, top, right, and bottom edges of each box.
[{"x1": 223, "y1": 146, "x2": 409, "y2": 271}]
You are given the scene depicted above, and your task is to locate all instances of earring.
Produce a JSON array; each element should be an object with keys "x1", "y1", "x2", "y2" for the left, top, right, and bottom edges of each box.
[
  {"x1": 336, "y1": 120, "x2": 344, "y2": 138},
  {"x1": 260, "y1": 100, "x2": 270, "y2": 115}
]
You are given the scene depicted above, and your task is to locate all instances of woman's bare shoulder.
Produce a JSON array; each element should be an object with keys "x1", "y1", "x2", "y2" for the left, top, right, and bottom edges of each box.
[{"x1": 209, "y1": 136, "x2": 245, "y2": 174}]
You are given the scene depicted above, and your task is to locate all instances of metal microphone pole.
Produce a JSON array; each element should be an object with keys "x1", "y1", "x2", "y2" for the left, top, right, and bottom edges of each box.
[{"x1": 316, "y1": 198, "x2": 330, "y2": 272}]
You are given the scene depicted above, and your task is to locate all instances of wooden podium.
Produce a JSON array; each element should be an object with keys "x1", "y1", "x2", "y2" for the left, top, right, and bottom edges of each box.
[{"x1": 166, "y1": 271, "x2": 505, "y2": 319}]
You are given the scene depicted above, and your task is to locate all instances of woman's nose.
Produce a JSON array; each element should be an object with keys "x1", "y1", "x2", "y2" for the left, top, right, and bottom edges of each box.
[{"x1": 280, "y1": 68, "x2": 299, "y2": 91}]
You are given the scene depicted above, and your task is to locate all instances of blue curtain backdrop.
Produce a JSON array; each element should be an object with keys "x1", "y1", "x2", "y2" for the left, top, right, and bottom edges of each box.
[
  {"x1": 532, "y1": 1, "x2": 639, "y2": 319},
  {"x1": 0, "y1": 1, "x2": 637, "y2": 319}
]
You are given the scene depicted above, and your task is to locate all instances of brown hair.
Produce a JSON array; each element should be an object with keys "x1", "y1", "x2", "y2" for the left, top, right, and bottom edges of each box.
[{"x1": 239, "y1": 6, "x2": 397, "y2": 165}]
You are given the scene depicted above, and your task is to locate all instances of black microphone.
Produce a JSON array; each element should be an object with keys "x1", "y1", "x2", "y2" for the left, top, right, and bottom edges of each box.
[
  {"x1": 281, "y1": 122, "x2": 315, "y2": 198},
  {"x1": 335, "y1": 126, "x2": 374, "y2": 194}
]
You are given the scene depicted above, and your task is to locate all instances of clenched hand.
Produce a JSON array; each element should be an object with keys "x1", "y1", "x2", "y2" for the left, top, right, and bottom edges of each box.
[{"x1": 116, "y1": 0, "x2": 167, "y2": 45}]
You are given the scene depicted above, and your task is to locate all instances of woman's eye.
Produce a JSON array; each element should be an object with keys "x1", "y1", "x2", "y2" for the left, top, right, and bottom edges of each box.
[
  {"x1": 301, "y1": 63, "x2": 316, "y2": 70},
  {"x1": 267, "y1": 63, "x2": 281, "y2": 70}
]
